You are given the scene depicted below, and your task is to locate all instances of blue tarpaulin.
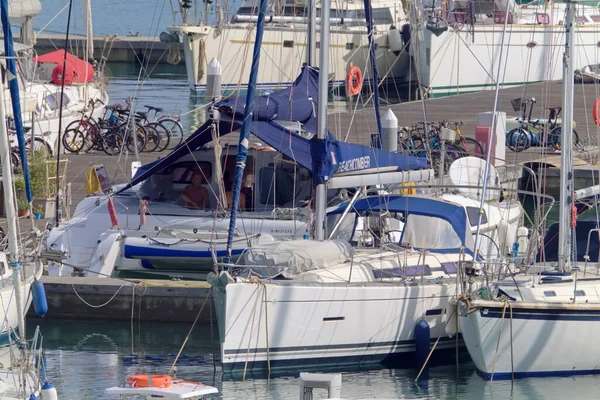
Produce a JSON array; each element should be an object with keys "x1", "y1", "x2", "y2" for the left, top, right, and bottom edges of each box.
[{"x1": 120, "y1": 67, "x2": 429, "y2": 193}]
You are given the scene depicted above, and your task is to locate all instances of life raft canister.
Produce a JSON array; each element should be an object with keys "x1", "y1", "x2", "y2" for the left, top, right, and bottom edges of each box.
[
  {"x1": 593, "y1": 98, "x2": 600, "y2": 125},
  {"x1": 345, "y1": 64, "x2": 363, "y2": 96},
  {"x1": 127, "y1": 374, "x2": 173, "y2": 388}
]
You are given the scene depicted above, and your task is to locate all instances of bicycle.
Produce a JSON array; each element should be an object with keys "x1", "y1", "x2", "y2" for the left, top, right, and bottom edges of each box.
[
  {"x1": 445, "y1": 121, "x2": 484, "y2": 157},
  {"x1": 63, "y1": 101, "x2": 147, "y2": 155},
  {"x1": 123, "y1": 99, "x2": 184, "y2": 151}
]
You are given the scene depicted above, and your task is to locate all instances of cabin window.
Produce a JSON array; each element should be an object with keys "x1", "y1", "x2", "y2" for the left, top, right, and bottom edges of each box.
[
  {"x1": 577, "y1": 16, "x2": 589, "y2": 24},
  {"x1": 346, "y1": 43, "x2": 355, "y2": 50},
  {"x1": 466, "y1": 207, "x2": 488, "y2": 226},
  {"x1": 258, "y1": 166, "x2": 295, "y2": 206},
  {"x1": 170, "y1": 162, "x2": 212, "y2": 184},
  {"x1": 401, "y1": 214, "x2": 462, "y2": 250},
  {"x1": 543, "y1": 290, "x2": 556, "y2": 297},
  {"x1": 327, "y1": 212, "x2": 357, "y2": 241},
  {"x1": 282, "y1": 6, "x2": 307, "y2": 16},
  {"x1": 591, "y1": 15, "x2": 600, "y2": 23},
  {"x1": 575, "y1": 290, "x2": 586, "y2": 297},
  {"x1": 536, "y1": 13, "x2": 550, "y2": 25},
  {"x1": 236, "y1": 6, "x2": 257, "y2": 15},
  {"x1": 283, "y1": 40, "x2": 294, "y2": 48},
  {"x1": 44, "y1": 92, "x2": 71, "y2": 111}
]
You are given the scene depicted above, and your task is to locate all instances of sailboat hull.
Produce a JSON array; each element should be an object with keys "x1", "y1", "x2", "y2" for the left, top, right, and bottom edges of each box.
[
  {"x1": 214, "y1": 279, "x2": 461, "y2": 374},
  {"x1": 460, "y1": 300, "x2": 600, "y2": 379}
]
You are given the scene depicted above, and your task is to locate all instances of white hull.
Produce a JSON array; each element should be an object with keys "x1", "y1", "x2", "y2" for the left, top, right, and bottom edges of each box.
[
  {"x1": 168, "y1": 23, "x2": 411, "y2": 95},
  {"x1": 414, "y1": 24, "x2": 600, "y2": 98},
  {"x1": 460, "y1": 298, "x2": 600, "y2": 379},
  {"x1": 214, "y1": 275, "x2": 460, "y2": 373},
  {"x1": 7, "y1": 82, "x2": 108, "y2": 154}
]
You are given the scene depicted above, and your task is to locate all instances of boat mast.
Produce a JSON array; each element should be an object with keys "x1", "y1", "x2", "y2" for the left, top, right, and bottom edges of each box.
[
  {"x1": 363, "y1": 0, "x2": 382, "y2": 140},
  {"x1": 558, "y1": 0, "x2": 575, "y2": 271},
  {"x1": 225, "y1": 0, "x2": 268, "y2": 257},
  {"x1": 314, "y1": 0, "x2": 330, "y2": 240},
  {"x1": 0, "y1": 71, "x2": 25, "y2": 342},
  {"x1": 84, "y1": 0, "x2": 93, "y2": 102},
  {"x1": 306, "y1": 0, "x2": 316, "y2": 66}
]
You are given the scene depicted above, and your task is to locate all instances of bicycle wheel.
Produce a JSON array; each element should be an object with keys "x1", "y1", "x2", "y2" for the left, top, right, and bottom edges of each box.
[
  {"x1": 62, "y1": 128, "x2": 86, "y2": 153},
  {"x1": 101, "y1": 130, "x2": 124, "y2": 156},
  {"x1": 148, "y1": 122, "x2": 170, "y2": 152},
  {"x1": 159, "y1": 118, "x2": 183, "y2": 148},
  {"x1": 455, "y1": 137, "x2": 484, "y2": 158},
  {"x1": 117, "y1": 122, "x2": 147, "y2": 154},
  {"x1": 549, "y1": 126, "x2": 581, "y2": 150},
  {"x1": 151, "y1": 122, "x2": 171, "y2": 151},
  {"x1": 506, "y1": 128, "x2": 531, "y2": 152},
  {"x1": 26, "y1": 138, "x2": 51, "y2": 156},
  {"x1": 141, "y1": 124, "x2": 159, "y2": 153}
]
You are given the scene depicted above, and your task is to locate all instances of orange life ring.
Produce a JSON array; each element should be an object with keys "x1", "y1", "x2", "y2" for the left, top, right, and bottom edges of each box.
[
  {"x1": 127, "y1": 375, "x2": 173, "y2": 388},
  {"x1": 593, "y1": 98, "x2": 600, "y2": 125},
  {"x1": 345, "y1": 65, "x2": 363, "y2": 96}
]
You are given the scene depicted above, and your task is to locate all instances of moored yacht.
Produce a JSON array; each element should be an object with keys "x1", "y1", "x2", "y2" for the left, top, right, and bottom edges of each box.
[{"x1": 164, "y1": 0, "x2": 411, "y2": 96}]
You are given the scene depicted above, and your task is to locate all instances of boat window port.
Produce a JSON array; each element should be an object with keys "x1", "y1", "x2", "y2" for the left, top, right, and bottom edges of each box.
[
  {"x1": 466, "y1": 206, "x2": 487, "y2": 226},
  {"x1": 575, "y1": 290, "x2": 586, "y2": 297},
  {"x1": 45, "y1": 92, "x2": 71, "y2": 111},
  {"x1": 346, "y1": 43, "x2": 354, "y2": 50},
  {"x1": 283, "y1": 40, "x2": 294, "y2": 48},
  {"x1": 543, "y1": 290, "x2": 557, "y2": 297}
]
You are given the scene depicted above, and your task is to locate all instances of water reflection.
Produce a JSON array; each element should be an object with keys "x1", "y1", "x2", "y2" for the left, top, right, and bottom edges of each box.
[{"x1": 22, "y1": 318, "x2": 600, "y2": 400}]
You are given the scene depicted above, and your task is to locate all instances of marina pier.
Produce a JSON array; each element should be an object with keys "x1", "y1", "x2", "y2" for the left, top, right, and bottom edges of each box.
[{"x1": 34, "y1": 33, "x2": 181, "y2": 65}]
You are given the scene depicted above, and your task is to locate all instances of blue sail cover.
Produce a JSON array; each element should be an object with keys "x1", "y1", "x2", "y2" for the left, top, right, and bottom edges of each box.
[
  {"x1": 121, "y1": 67, "x2": 429, "y2": 192},
  {"x1": 537, "y1": 219, "x2": 600, "y2": 263}
]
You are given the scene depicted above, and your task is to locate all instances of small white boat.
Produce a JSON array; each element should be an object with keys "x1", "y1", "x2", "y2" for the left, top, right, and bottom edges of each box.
[{"x1": 106, "y1": 378, "x2": 218, "y2": 399}]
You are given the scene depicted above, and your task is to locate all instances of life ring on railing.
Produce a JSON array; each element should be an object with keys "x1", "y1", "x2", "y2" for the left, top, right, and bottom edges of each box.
[
  {"x1": 127, "y1": 375, "x2": 173, "y2": 388},
  {"x1": 593, "y1": 98, "x2": 600, "y2": 125},
  {"x1": 345, "y1": 65, "x2": 363, "y2": 96}
]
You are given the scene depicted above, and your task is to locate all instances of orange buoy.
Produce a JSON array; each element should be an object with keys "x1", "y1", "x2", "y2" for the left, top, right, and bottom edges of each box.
[
  {"x1": 127, "y1": 375, "x2": 173, "y2": 388},
  {"x1": 345, "y1": 65, "x2": 363, "y2": 96},
  {"x1": 593, "y1": 98, "x2": 600, "y2": 125}
]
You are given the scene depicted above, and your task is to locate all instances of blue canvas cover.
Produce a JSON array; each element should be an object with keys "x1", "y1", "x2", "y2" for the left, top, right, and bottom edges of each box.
[
  {"x1": 537, "y1": 219, "x2": 600, "y2": 262},
  {"x1": 120, "y1": 67, "x2": 429, "y2": 193},
  {"x1": 330, "y1": 195, "x2": 472, "y2": 255}
]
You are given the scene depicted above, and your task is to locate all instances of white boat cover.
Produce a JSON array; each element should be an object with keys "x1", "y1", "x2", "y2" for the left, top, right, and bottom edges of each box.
[
  {"x1": 9, "y1": 0, "x2": 41, "y2": 23},
  {"x1": 243, "y1": 239, "x2": 353, "y2": 278}
]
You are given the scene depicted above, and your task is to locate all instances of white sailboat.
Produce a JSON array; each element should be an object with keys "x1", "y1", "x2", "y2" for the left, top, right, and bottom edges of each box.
[
  {"x1": 163, "y1": 0, "x2": 411, "y2": 96},
  {"x1": 0, "y1": 3, "x2": 55, "y2": 396},
  {"x1": 207, "y1": 0, "x2": 523, "y2": 376},
  {"x1": 458, "y1": 0, "x2": 600, "y2": 379},
  {"x1": 5, "y1": 0, "x2": 108, "y2": 154},
  {"x1": 410, "y1": 0, "x2": 600, "y2": 97}
]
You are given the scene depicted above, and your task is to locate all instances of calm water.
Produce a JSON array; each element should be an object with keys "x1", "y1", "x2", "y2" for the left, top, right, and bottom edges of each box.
[
  {"x1": 26, "y1": 317, "x2": 600, "y2": 400},
  {"x1": 103, "y1": 62, "x2": 208, "y2": 133}
]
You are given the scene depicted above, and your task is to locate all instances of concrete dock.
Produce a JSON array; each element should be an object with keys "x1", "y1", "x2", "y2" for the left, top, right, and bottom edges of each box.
[
  {"x1": 34, "y1": 33, "x2": 182, "y2": 65},
  {"x1": 27, "y1": 276, "x2": 214, "y2": 323}
]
